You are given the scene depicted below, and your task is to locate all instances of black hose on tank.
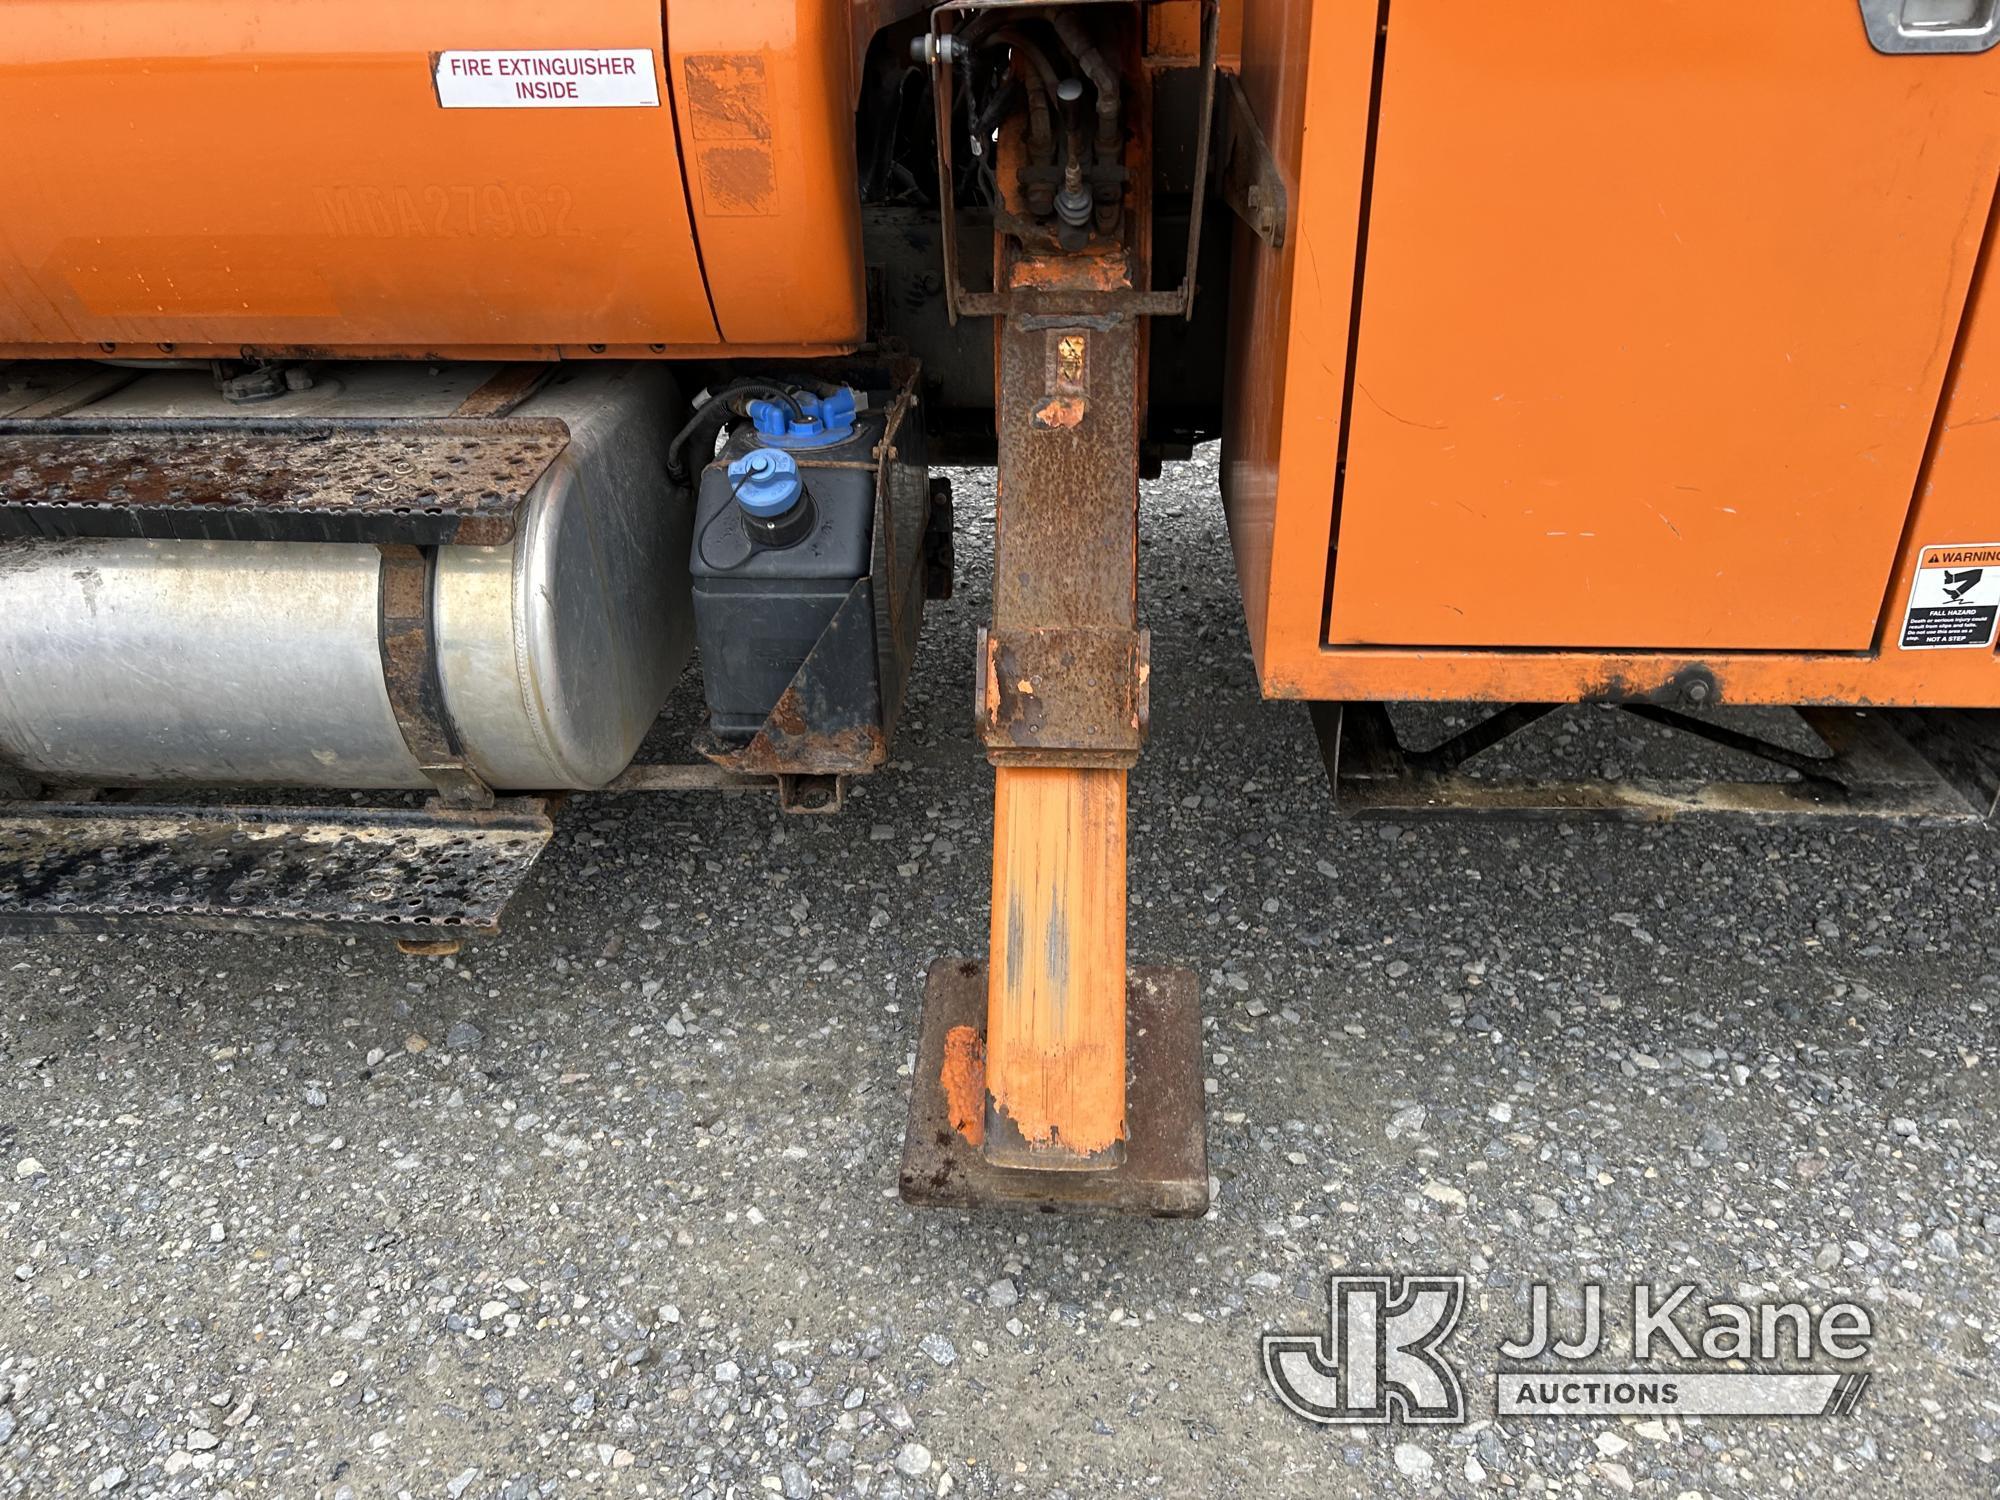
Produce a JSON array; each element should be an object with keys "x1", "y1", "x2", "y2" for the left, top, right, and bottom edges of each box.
[{"x1": 665, "y1": 381, "x2": 804, "y2": 487}]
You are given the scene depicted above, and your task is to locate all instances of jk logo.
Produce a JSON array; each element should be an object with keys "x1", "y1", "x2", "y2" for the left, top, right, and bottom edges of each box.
[{"x1": 1263, "y1": 1274, "x2": 1468, "y2": 1425}]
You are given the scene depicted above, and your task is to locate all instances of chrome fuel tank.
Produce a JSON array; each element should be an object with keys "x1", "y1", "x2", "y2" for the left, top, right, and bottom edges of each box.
[{"x1": 0, "y1": 363, "x2": 691, "y2": 791}]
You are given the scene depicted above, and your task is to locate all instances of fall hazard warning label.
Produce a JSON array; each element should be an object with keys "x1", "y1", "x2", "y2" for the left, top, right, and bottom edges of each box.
[
  {"x1": 1901, "y1": 543, "x2": 2000, "y2": 650},
  {"x1": 433, "y1": 50, "x2": 659, "y2": 109}
]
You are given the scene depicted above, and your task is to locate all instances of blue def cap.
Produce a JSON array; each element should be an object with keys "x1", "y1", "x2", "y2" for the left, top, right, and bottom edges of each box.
[
  {"x1": 727, "y1": 446, "x2": 803, "y2": 518},
  {"x1": 748, "y1": 386, "x2": 859, "y2": 446}
]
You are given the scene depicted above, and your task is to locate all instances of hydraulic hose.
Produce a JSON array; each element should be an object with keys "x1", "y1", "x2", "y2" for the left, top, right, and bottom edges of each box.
[
  {"x1": 665, "y1": 381, "x2": 804, "y2": 486},
  {"x1": 1048, "y1": 11, "x2": 1123, "y2": 231},
  {"x1": 987, "y1": 27, "x2": 1063, "y2": 216}
]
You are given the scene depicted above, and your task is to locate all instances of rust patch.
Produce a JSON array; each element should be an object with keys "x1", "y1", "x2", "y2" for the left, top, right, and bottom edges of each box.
[
  {"x1": 697, "y1": 145, "x2": 779, "y2": 218},
  {"x1": 978, "y1": 627, "x2": 1148, "y2": 759},
  {"x1": 697, "y1": 700, "x2": 884, "y2": 776},
  {"x1": 898, "y1": 960, "x2": 1209, "y2": 1217},
  {"x1": 452, "y1": 362, "x2": 553, "y2": 419},
  {"x1": 1031, "y1": 395, "x2": 1088, "y2": 430},
  {"x1": 682, "y1": 54, "x2": 771, "y2": 140},
  {"x1": 940, "y1": 1025, "x2": 986, "y2": 1147},
  {"x1": 376, "y1": 543, "x2": 492, "y2": 807},
  {"x1": 766, "y1": 681, "x2": 813, "y2": 740},
  {"x1": 1582, "y1": 663, "x2": 1719, "y2": 707},
  {"x1": 708, "y1": 702, "x2": 883, "y2": 777},
  {"x1": 1009, "y1": 248, "x2": 1131, "y2": 294}
]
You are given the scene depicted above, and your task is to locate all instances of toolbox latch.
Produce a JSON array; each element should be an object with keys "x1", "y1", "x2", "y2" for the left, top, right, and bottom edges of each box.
[{"x1": 1858, "y1": 0, "x2": 2000, "y2": 53}]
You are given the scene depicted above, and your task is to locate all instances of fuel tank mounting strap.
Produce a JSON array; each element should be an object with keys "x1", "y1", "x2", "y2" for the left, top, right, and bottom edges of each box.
[
  {"x1": 377, "y1": 543, "x2": 493, "y2": 809},
  {"x1": 0, "y1": 745, "x2": 39, "y2": 801},
  {"x1": 453, "y1": 364, "x2": 557, "y2": 419}
]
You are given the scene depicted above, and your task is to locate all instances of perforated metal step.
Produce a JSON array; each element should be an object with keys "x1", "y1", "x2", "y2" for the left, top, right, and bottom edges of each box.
[
  {"x1": 0, "y1": 800, "x2": 554, "y2": 939},
  {"x1": 0, "y1": 416, "x2": 568, "y2": 545}
]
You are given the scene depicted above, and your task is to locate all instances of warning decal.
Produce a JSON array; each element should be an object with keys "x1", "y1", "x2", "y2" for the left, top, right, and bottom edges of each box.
[
  {"x1": 1900, "y1": 543, "x2": 2000, "y2": 650},
  {"x1": 434, "y1": 50, "x2": 659, "y2": 109}
]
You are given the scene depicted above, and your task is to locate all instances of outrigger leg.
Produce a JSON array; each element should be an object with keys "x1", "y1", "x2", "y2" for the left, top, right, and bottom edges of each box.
[{"x1": 900, "y1": 229, "x2": 1206, "y2": 1216}]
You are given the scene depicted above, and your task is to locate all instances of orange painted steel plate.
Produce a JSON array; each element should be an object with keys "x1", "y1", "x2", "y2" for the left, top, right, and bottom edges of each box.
[
  {"x1": 0, "y1": 1, "x2": 716, "y2": 353},
  {"x1": 1325, "y1": 2, "x2": 2000, "y2": 653},
  {"x1": 984, "y1": 766, "x2": 1129, "y2": 1168},
  {"x1": 666, "y1": 0, "x2": 867, "y2": 347},
  {"x1": 1219, "y1": 0, "x2": 1382, "y2": 687},
  {"x1": 900, "y1": 959, "x2": 1208, "y2": 1218}
]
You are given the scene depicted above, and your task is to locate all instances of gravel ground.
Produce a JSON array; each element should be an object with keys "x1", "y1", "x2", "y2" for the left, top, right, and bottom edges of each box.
[{"x1": 1, "y1": 449, "x2": 1995, "y2": 1499}]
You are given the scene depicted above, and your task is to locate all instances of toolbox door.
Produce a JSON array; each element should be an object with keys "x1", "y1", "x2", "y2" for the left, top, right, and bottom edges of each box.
[{"x1": 1325, "y1": 1, "x2": 2000, "y2": 652}]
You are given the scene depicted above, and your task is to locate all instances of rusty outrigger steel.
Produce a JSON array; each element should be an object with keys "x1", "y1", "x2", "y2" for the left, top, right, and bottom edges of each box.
[{"x1": 2, "y1": 0, "x2": 2000, "y2": 1225}]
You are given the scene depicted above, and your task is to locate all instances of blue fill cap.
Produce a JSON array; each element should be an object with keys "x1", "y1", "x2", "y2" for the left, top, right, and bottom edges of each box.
[
  {"x1": 747, "y1": 386, "x2": 860, "y2": 447},
  {"x1": 727, "y1": 446, "x2": 804, "y2": 518}
]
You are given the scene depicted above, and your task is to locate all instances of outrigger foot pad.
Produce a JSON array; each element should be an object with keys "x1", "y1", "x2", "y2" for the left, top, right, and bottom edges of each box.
[{"x1": 899, "y1": 958, "x2": 1208, "y2": 1217}]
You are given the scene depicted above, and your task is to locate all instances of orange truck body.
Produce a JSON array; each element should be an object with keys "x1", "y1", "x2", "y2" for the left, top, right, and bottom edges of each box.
[
  {"x1": 0, "y1": 0, "x2": 869, "y2": 360},
  {"x1": 3, "y1": 0, "x2": 1998, "y2": 711}
]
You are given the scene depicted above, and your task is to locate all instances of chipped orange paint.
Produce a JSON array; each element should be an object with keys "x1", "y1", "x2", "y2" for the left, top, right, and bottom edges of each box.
[
  {"x1": 1009, "y1": 249, "x2": 1132, "y2": 294},
  {"x1": 984, "y1": 766, "x2": 1128, "y2": 1163},
  {"x1": 940, "y1": 1025, "x2": 986, "y2": 1148},
  {"x1": 1032, "y1": 396, "x2": 1089, "y2": 430},
  {"x1": 982, "y1": 639, "x2": 1003, "y2": 735}
]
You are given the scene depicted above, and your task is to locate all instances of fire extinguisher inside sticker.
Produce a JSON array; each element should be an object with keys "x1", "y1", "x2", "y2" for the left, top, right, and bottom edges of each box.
[
  {"x1": 1901, "y1": 544, "x2": 2000, "y2": 650},
  {"x1": 434, "y1": 50, "x2": 659, "y2": 109}
]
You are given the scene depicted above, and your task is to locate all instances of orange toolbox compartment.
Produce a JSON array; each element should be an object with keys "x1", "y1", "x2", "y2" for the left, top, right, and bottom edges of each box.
[{"x1": 1224, "y1": 0, "x2": 2000, "y2": 709}]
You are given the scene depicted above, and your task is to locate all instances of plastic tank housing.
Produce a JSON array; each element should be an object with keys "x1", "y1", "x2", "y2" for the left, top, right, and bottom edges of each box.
[
  {"x1": 0, "y1": 364, "x2": 692, "y2": 791},
  {"x1": 689, "y1": 389, "x2": 880, "y2": 737}
]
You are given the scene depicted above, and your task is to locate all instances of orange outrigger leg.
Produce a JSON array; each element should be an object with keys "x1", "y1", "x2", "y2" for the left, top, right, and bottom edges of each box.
[{"x1": 899, "y1": 64, "x2": 1207, "y2": 1211}]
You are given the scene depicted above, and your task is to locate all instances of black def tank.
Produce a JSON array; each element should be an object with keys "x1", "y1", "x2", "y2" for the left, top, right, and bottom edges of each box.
[{"x1": 688, "y1": 388, "x2": 880, "y2": 739}]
